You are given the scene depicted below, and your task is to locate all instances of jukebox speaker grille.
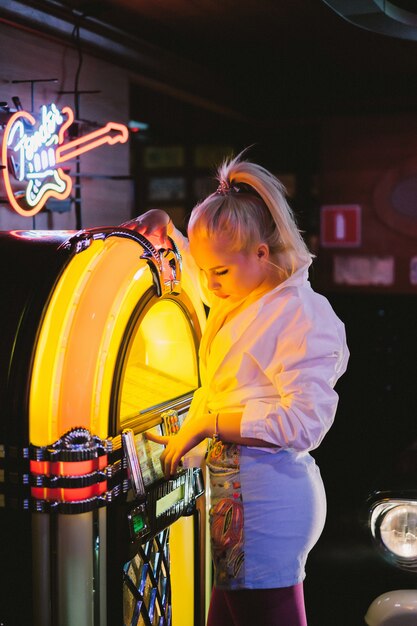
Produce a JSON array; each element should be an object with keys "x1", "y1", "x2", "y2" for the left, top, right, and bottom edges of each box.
[{"x1": 123, "y1": 529, "x2": 171, "y2": 626}]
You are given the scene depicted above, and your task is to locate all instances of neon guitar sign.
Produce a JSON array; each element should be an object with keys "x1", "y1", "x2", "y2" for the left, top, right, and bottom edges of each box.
[{"x1": 2, "y1": 103, "x2": 129, "y2": 217}]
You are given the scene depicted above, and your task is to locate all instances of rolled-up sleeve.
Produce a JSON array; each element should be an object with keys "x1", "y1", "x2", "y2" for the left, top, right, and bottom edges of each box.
[{"x1": 240, "y1": 296, "x2": 349, "y2": 452}]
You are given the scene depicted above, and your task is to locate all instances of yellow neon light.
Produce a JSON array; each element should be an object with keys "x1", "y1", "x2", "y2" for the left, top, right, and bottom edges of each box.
[
  {"x1": 29, "y1": 237, "x2": 154, "y2": 443},
  {"x1": 171, "y1": 516, "x2": 195, "y2": 626},
  {"x1": 29, "y1": 239, "x2": 105, "y2": 444},
  {"x1": 87, "y1": 244, "x2": 153, "y2": 435}
]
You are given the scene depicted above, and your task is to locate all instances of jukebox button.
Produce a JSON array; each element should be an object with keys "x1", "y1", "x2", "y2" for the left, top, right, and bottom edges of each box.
[{"x1": 128, "y1": 503, "x2": 149, "y2": 540}]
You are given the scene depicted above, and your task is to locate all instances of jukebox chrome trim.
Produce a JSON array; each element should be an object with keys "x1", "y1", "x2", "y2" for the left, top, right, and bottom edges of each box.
[
  {"x1": 28, "y1": 427, "x2": 125, "y2": 514},
  {"x1": 60, "y1": 227, "x2": 182, "y2": 296}
]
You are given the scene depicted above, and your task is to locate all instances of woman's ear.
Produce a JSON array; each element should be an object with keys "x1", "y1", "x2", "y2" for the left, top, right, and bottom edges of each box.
[{"x1": 256, "y1": 243, "x2": 269, "y2": 259}]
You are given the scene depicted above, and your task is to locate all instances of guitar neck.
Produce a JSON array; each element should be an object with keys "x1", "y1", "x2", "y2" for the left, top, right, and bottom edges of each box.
[{"x1": 56, "y1": 123, "x2": 128, "y2": 163}]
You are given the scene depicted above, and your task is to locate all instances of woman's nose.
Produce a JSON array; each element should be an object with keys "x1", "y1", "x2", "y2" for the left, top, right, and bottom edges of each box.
[{"x1": 207, "y1": 274, "x2": 220, "y2": 291}]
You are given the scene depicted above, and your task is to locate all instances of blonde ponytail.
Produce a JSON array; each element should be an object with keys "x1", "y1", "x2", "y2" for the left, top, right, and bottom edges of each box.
[{"x1": 188, "y1": 151, "x2": 313, "y2": 277}]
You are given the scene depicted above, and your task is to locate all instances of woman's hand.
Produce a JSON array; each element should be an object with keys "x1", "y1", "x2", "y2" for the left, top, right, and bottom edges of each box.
[
  {"x1": 146, "y1": 413, "x2": 213, "y2": 478},
  {"x1": 121, "y1": 209, "x2": 171, "y2": 246}
]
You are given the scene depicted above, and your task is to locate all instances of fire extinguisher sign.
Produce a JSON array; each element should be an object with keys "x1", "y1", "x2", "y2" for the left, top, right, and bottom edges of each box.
[{"x1": 320, "y1": 204, "x2": 361, "y2": 248}]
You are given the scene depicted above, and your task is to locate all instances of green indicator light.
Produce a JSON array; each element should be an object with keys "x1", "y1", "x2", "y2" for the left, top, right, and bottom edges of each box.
[{"x1": 132, "y1": 514, "x2": 145, "y2": 534}]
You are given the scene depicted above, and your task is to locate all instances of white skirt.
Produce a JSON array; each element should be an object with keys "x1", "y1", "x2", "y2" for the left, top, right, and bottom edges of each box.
[{"x1": 207, "y1": 443, "x2": 326, "y2": 590}]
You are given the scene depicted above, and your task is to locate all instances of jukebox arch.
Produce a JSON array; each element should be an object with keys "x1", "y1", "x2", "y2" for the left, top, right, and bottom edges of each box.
[
  {"x1": 29, "y1": 232, "x2": 206, "y2": 445},
  {"x1": 112, "y1": 288, "x2": 202, "y2": 426}
]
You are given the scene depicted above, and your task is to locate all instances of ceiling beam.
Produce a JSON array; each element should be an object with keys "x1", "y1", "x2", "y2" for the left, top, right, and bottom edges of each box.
[{"x1": 0, "y1": 0, "x2": 249, "y2": 121}]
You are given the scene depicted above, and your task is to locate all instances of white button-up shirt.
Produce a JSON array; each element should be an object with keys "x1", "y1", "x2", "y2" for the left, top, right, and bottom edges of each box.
[{"x1": 174, "y1": 228, "x2": 349, "y2": 454}]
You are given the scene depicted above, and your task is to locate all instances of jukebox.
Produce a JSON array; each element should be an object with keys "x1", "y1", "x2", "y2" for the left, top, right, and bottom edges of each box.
[{"x1": 0, "y1": 226, "x2": 208, "y2": 626}]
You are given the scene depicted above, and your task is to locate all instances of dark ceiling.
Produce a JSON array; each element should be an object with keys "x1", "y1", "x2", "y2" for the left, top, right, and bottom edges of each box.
[
  {"x1": 4, "y1": 0, "x2": 417, "y2": 122},
  {"x1": 45, "y1": 0, "x2": 417, "y2": 121}
]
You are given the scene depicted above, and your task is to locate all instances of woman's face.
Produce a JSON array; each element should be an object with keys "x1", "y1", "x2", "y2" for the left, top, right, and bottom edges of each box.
[{"x1": 189, "y1": 232, "x2": 272, "y2": 302}]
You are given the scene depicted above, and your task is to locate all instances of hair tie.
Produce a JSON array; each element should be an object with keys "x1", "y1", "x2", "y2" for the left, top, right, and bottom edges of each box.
[
  {"x1": 216, "y1": 180, "x2": 240, "y2": 194},
  {"x1": 216, "y1": 180, "x2": 264, "y2": 201}
]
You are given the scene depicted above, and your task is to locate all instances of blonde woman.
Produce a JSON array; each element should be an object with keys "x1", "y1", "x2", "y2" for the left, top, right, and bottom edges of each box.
[{"x1": 126, "y1": 154, "x2": 349, "y2": 626}]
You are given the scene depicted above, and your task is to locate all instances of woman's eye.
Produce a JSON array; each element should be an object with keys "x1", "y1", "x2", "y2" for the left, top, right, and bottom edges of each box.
[{"x1": 214, "y1": 269, "x2": 228, "y2": 276}]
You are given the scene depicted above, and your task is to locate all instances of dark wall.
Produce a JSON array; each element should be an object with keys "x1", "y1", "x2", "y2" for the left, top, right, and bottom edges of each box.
[
  {"x1": 305, "y1": 292, "x2": 417, "y2": 626},
  {"x1": 316, "y1": 113, "x2": 417, "y2": 294},
  {"x1": 129, "y1": 81, "x2": 320, "y2": 240}
]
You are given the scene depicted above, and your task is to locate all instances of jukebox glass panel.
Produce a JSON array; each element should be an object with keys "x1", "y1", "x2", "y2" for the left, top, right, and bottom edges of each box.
[{"x1": 119, "y1": 299, "x2": 199, "y2": 419}]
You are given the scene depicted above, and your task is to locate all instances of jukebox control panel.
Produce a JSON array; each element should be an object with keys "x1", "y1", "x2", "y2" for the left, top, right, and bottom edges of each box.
[{"x1": 122, "y1": 411, "x2": 204, "y2": 544}]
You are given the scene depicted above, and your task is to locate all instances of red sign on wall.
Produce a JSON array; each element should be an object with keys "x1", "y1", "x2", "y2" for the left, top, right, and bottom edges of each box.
[{"x1": 320, "y1": 204, "x2": 361, "y2": 247}]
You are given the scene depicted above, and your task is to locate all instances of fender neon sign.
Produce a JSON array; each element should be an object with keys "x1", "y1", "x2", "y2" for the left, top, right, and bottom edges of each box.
[{"x1": 2, "y1": 103, "x2": 129, "y2": 217}]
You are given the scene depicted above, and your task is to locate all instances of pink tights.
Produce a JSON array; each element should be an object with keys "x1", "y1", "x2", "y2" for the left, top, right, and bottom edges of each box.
[{"x1": 206, "y1": 582, "x2": 308, "y2": 626}]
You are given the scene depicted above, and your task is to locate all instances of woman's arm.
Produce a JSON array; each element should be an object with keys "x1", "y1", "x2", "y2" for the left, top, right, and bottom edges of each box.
[
  {"x1": 240, "y1": 297, "x2": 349, "y2": 452},
  {"x1": 146, "y1": 412, "x2": 278, "y2": 478}
]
